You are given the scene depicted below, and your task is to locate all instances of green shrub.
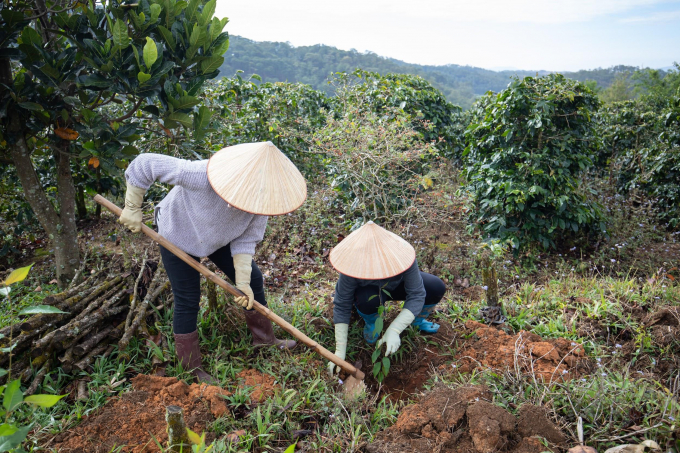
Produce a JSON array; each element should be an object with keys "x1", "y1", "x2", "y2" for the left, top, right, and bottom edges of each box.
[
  {"x1": 615, "y1": 95, "x2": 680, "y2": 228},
  {"x1": 464, "y1": 74, "x2": 606, "y2": 250},
  {"x1": 310, "y1": 85, "x2": 436, "y2": 225},
  {"x1": 333, "y1": 70, "x2": 465, "y2": 161}
]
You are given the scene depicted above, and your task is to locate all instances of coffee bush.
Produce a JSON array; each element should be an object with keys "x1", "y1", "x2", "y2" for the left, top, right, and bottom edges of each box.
[{"x1": 464, "y1": 74, "x2": 606, "y2": 250}]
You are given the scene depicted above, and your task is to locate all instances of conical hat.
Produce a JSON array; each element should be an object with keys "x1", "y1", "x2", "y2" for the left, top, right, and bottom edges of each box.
[
  {"x1": 207, "y1": 142, "x2": 307, "y2": 216},
  {"x1": 329, "y1": 221, "x2": 416, "y2": 280}
]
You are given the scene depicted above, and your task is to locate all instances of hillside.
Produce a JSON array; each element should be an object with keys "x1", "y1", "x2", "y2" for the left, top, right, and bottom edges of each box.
[{"x1": 219, "y1": 35, "x2": 645, "y2": 108}]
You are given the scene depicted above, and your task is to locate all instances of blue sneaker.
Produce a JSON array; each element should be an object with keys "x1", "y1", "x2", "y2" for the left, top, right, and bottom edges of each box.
[
  {"x1": 356, "y1": 309, "x2": 380, "y2": 344},
  {"x1": 411, "y1": 304, "x2": 440, "y2": 333}
]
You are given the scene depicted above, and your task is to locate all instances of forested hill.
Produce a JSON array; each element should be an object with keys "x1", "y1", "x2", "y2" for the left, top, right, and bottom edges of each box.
[{"x1": 218, "y1": 35, "x2": 643, "y2": 108}]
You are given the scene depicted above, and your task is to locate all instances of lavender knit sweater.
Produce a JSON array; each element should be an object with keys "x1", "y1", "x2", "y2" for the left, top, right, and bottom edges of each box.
[{"x1": 125, "y1": 154, "x2": 268, "y2": 258}]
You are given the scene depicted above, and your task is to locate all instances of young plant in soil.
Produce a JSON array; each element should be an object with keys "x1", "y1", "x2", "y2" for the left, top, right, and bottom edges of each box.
[{"x1": 371, "y1": 305, "x2": 391, "y2": 383}]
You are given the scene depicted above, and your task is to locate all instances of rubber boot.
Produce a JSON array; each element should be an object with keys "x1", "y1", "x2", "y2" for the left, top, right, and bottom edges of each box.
[
  {"x1": 357, "y1": 308, "x2": 380, "y2": 344},
  {"x1": 411, "y1": 304, "x2": 440, "y2": 333},
  {"x1": 173, "y1": 330, "x2": 218, "y2": 384},
  {"x1": 244, "y1": 309, "x2": 297, "y2": 349}
]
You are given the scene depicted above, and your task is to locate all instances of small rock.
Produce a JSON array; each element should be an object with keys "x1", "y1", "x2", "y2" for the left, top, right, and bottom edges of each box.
[{"x1": 34, "y1": 286, "x2": 42, "y2": 292}]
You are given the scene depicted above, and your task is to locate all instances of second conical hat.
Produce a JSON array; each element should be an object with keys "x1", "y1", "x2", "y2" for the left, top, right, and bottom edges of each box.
[
  {"x1": 207, "y1": 141, "x2": 307, "y2": 216},
  {"x1": 329, "y1": 221, "x2": 416, "y2": 280}
]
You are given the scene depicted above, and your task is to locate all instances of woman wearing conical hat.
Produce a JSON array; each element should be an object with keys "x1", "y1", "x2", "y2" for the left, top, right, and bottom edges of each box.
[
  {"x1": 119, "y1": 142, "x2": 306, "y2": 383},
  {"x1": 327, "y1": 222, "x2": 446, "y2": 375}
]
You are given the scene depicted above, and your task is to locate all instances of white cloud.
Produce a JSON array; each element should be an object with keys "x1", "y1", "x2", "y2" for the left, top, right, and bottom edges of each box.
[{"x1": 621, "y1": 9, "x2": 680, "y2": 21}]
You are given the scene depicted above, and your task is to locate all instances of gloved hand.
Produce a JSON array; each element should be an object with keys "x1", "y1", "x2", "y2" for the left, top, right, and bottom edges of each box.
[
  {"x1": 328, "y1": 323, "x2": 348, "y2": 377},
  {"x1": 233, "y1": 254, "x2": 254, "y2": 310},
  {"x1": 377, "y1": 309, "x2": 415, "y2": 356},
  {"x1": 118, "y1": 182, "x2": 146, "y2": 233}
]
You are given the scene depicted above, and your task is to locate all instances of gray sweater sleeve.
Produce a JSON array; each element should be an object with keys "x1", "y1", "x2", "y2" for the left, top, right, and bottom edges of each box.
[
  {"x1": 230, "y1": 214, "x2": 268, "y2": 256},
  {"x1": 401, "y1": 260, "x2": 426, "y2": 317},
  {"x1": 333, "y1": 274, "x2": 358, "y2": 325},
  {"x1": 125, "y1": 154, "x2": 209, "y2": 190}
]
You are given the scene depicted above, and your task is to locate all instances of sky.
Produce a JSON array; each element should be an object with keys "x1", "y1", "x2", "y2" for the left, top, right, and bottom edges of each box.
[{"x1": 215, "y1": 0, "x2": 680, "y2": 72}]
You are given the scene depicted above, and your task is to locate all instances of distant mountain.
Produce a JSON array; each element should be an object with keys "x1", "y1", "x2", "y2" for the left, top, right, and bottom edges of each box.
[{"x1": 218, "y1": 36, "x2": 648, "y2": 109}]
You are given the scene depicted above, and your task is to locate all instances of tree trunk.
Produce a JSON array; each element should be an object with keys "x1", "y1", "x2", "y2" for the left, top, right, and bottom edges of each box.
[
  {"x1": 2, "y1": 57, "x2": 80, "y2": 288},
  {"x1": 75, "y1": 184, "x2": 88, "y2": 219},
  {"x1": 54, "y1": 148, "x2": 80, "y2": 286}
]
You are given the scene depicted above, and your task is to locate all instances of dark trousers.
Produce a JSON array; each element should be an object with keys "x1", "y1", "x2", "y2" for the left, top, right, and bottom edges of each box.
[
  {"x1": 354, "y1": 272, "x2": 446, "y2": 315},
  {"x1": 160, "y1": 243, "x2": 266, "y2": 334}
]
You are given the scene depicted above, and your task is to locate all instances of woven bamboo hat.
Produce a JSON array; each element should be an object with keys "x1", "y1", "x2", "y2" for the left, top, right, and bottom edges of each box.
[
  {"x1": 329, "y1": 221, "x2": 416, "y2": 280},
  {"x1": 207, "y1": 141, "x2": 307, "y2": 216}
]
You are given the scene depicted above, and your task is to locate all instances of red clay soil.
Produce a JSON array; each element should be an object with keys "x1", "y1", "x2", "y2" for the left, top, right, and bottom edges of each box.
[
  {"x1": 453, "y1": 321, "x2": 588, "y2": 381},
  {"x1": 51, "y1": 370, "x2": 279, "y2": 453},
  {"x1": 366, "y1": 384, "x2": 567, "y2": 453},
  {"x1": 236, "y1": 368, "x2": 279, "y2": 402}
]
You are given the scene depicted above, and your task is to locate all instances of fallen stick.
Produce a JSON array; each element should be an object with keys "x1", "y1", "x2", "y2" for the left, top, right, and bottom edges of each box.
[
  {"x1": 77, "y1": 380, "x2": 89, "y2": 401},
  {"x1": 39, "y1": 285, "x2": 128, "y2": 353},
  {"x1": 126, "y1": 254, "x2": 149, "y2": 331},
  {"x1": 73, "y1": 324, "x2": 116, "y2": 356},
  {"x1": 118, "y1": 280, "x2": 169, "y2": 353},
  {"x1": 74, "y1": 341, "x2": 110, "y2": 371},
  {"x1": 25, "y1": 360, "x2": 51, "y2": 396}
]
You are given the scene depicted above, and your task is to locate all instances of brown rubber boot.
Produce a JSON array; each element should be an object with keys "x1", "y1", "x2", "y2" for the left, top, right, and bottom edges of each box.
[
  {"x1": 173, "y1": 330, "x2": 218, "y2": 384},
  {"x1": 244, "y1": 310, "x2": 297, "y2": 349}
]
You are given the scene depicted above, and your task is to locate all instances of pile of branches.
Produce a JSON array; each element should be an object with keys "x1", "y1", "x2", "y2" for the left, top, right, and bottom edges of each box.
[{"x1": 0, "y1": 260, "x2": 170, "y2": 394}]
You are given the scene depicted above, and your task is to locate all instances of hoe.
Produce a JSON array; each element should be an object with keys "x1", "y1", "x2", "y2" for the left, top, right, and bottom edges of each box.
[{"x1": 94, "y1": 194, "x2": 366, "y2": 398}]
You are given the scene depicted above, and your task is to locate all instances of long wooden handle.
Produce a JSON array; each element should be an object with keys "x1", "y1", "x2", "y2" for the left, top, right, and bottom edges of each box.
[{"x1": 94, "y1": 194, "x2": 364, "y2": 380}]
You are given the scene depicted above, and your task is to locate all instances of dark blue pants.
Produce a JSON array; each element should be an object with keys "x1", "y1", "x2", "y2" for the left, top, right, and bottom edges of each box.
[
  {"x1": 353, "y1": 272, "x2": 446, "y2": 315},
  {"x1": 160, "y1": 243, "x2": 266, "y2": 334}
]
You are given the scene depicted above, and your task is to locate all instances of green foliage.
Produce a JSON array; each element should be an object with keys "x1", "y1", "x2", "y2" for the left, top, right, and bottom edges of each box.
[
  {"x1": 202, "y1": 75, "x2": 331, "y2": 176},
  {"x1": 219, "y1": 37, "x2": 654, "y2": 110},
  {"x1": 334, "y1": 70, "x2": 464, "y2": 160},
  {"x1": 0, "y1": 0, "x2": 228, "y2": 234},
  {"x1": 464, "y1": 74, "x2": 606, "y2": 250},
  {"x1": 310, "y1": 87, "x2": 435, "y2": 225}
]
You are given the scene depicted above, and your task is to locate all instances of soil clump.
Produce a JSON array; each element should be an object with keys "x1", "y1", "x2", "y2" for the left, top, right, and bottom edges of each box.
[
  {"x1": 366, "y1": 384, "x2": 566, "y2": 453},
  {"x1": 52, "y1": 374, "x2": 231, "y2": 453},
  {"x1": 454, "y1": 321, "x2": 588, "y2": 380}
]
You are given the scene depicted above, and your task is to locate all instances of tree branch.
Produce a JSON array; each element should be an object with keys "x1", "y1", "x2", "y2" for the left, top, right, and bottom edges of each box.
[{"x1": 110, "y1": 98, "x2": 143, "y2": 123}]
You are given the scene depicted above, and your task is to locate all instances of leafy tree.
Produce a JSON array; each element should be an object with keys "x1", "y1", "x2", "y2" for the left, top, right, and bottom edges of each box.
[
  {"x1": 0, "y1": 0, "x2": 228, "y2": 286},
  {"x1": 600, "y1": 73, "x2": 633, "y2": 104},
  {"x1": 464, "y1": 74, "x2": 606, "y2": 250},
  {"x1": 632, "y1": 63, "x2": 680, "y2": 100}
]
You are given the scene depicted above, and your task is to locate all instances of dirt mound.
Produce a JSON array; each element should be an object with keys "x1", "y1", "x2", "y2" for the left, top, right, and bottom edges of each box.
[
  {"x1": 236, "y1": 369, "x2": 279, "y2": 402},
  {"x1": 366, "y1": 385, "x2": 566, "y2": 453},
  {"x1": 52, "y1": 375, "x2": 231, "y2": 453},
  {"x1": 644, "y1": 308, "x2": 680, "y2": 346},
  {"x1": 454, "y1": 321, "x2": 587, "y2": 380}
]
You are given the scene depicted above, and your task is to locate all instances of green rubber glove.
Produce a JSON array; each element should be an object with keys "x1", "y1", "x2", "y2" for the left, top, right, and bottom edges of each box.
[
  {"x1": 233, "y1": 254, "x2": 255, "y2": 310},
  {"x1": 118, "y1": 182, "x2": 146, "y2": 233},
  {"x1": 377, "y1": 309, "x2": 415, "y2": 356},
  {"x1": 327, "y1": 323, "x2": 348, "y2": 377}
]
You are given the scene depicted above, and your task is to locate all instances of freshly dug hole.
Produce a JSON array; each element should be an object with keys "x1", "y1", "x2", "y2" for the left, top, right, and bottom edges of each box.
[{"x1": 366, "y1": 384, "x2": 566, "y2": 453}]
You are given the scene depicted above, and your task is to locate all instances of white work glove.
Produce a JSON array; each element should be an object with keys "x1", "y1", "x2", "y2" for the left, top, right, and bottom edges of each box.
[
  {"x1": 377, "y1": 310, "x2": 415, "y2": 356},
  {"x1": 328, "y1": 323, "x2": 348, "y2": 377},
  {"x1": 118, "y1": 182, "x2": 146, "y2": 233},
  {"x1": 233, "y1": 254, "x2": 254, "y2": 310}
]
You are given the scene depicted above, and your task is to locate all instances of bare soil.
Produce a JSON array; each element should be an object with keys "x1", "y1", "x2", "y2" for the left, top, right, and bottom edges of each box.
[
  {"x1": 51, "y1": 370, "x2": 276, "y2": 453},
  {"x1": 365, "y1": 384, "x2": 566, "y2": 453},
  {"x1": 455, "y1": 321, "x2": 589, "y2": 381}
]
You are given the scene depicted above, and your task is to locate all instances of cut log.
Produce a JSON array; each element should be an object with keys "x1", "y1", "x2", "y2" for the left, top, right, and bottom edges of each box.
[
  {"x1": 126, "y1": 256, "x2": 150, "y2": 331},
  {"x1": 73, "y1": 324, "x2": 115, "y2": 356},
  {"x1": 166, "y1": 405, "x2": 191, "y2": 452},
  {"x1": 73, "y1": 341, "x2": 110, "y2": 371},
  {"x1": 77, "y1": 380, "x2": 89, "y2": 401}
]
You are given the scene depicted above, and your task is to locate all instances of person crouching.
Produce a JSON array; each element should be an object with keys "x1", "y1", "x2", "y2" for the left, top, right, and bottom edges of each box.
[{"x1": 327, "y1": 221, "x2": 446, "y2": 375}]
